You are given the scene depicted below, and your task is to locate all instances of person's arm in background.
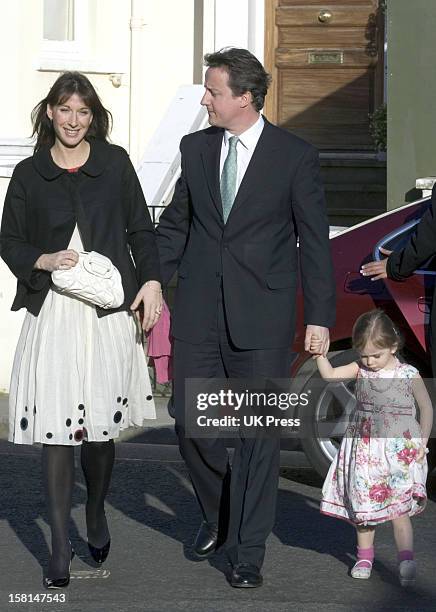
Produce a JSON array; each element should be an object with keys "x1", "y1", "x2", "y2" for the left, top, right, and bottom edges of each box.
[{"x1": 362, "y1": 183, "x2": 436, "y2": 281}]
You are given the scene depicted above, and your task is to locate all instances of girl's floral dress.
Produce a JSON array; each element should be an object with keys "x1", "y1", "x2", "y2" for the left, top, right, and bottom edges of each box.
[{"x1": 320, "y1": 360, "x2": 427, "y2": 525}]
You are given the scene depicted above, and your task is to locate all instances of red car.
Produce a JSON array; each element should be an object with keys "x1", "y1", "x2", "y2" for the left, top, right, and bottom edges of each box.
[{"x1": 290, "y1": 195, "x2": 434, "y2": 477}]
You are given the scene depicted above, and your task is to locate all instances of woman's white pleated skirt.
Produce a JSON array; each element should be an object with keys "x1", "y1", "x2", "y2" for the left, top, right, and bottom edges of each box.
[{"x1": 9, "y1": 287, "x2": 155, "y2": 446}]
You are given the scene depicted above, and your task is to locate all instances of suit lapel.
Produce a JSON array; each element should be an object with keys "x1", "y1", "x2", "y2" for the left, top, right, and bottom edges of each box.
[
  {"x1": 201, "y1": 128, "x2": 224, "y2": 218},
  {"x1": 227, "y1": 120, "x2": 279, "y2": 222}
]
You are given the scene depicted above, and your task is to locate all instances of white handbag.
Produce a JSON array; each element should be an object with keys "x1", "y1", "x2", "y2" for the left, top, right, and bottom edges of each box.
[{"x1": 51, "y1": 251, "x2": 124, "y2": 309}]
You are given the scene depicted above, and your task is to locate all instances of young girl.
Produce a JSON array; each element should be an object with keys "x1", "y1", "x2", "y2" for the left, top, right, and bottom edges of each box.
[{"x1": 312, "y1": 309, "x2": 433, "y2": 587}]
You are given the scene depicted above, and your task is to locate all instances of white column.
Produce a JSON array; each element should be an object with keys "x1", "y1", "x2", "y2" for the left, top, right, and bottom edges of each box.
[
  {"x1": 214, "y1": 0, "x2": 250, "y2": 50},
  {"x1": 129, "y1": 0, "x2": 148, "y2": 165},
  {"x1": 248, "y1": 0, "x2": 265, "y2": 63}
]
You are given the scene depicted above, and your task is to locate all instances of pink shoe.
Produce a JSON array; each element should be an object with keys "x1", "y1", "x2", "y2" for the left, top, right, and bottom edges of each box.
[{"x1": 351, "y1": 559, "x2": 372, "y2": 579}]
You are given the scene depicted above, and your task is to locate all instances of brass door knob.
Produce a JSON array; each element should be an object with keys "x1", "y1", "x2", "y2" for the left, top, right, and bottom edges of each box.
[{"x1": 318, "y1": 9, "x2": 333, "y2": 23}]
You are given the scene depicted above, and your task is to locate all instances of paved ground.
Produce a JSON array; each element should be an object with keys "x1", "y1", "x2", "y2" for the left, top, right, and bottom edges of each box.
[{"x1": 1, "y1": 393, "x2": 436, "y2": 611}]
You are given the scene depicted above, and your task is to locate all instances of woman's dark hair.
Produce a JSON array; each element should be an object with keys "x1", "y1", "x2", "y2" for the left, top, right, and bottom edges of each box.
[
  {"x1": 352, "y1": 309, "x2": 403, "y2": 353},
  {"x1": 31, "y1": 71, "x2": 112, "y2": 151},
  {"x1": 204, "y1": 47, "x2": 271, "y2": 112}
]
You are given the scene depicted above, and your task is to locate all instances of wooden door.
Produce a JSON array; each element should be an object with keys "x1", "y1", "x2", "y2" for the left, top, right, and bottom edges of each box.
[{"x1": 264, "y1": 0, "x2": 385, "y2": 150}]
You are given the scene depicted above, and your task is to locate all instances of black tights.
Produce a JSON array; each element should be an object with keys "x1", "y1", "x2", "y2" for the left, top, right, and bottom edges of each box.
[{"x1": 42, "y1": 440, "x2": 115, "y2": 578}]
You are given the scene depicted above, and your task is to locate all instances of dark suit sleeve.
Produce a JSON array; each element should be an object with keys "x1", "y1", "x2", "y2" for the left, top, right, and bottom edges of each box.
[
  {"x1": 291, "y1": 146, "x2": 336, "y2": 328},
  {"x1": 121, "y1": 150, "x2": 161, "y2": 285},
  {"x1": 155, "y1": 137, "x2": 191, "y2": 287},
  {"x1": 387, "y1": 185, "x2": 436, "y2": 280},
  {"x1": 0, "y1": 170, "x2": 49, "y2": 290}
]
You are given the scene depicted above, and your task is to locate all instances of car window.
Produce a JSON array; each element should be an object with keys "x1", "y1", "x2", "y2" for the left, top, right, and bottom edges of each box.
[{"x1": 374, "y1": 219, "x2": 436, "y2": 275}]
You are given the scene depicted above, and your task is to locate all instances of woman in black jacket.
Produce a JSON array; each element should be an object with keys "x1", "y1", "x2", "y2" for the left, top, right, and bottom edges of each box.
[{"x1": 0, "y1": 72, "x2": 162, "y2": 588}]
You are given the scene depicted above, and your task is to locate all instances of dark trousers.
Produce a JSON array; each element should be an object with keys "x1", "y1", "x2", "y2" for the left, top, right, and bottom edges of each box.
[{"x1": 173, "y1": 292, "x2": 292, "y2": 569}]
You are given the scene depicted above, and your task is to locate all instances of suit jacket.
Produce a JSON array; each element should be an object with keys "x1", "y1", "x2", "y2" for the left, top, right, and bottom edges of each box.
[
  {"x1": 0, "y1": 138, "x2": 161, "y2": 317},
  {"x1": 387, "y1": 184, "x2": 436, "y2": 372},
  {"x1": 156, "y1": 118, "x2": 335, "y2": 349}
]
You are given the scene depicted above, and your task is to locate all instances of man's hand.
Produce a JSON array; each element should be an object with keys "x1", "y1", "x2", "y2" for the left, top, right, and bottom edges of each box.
[
  {"x1": 360, "y1": 247, "x2": 392, "y2": 280},
  {"x1": 305, "y1": 325, "x2": 330, "y2": 357},
  {"x1": 130, "y1": 280, "x2": 163, "y2": 332}
]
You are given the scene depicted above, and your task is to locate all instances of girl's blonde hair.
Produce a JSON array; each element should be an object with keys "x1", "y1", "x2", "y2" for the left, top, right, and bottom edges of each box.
[{"x1": 352, "y1": 309, "x2": 403, "y2": 353}]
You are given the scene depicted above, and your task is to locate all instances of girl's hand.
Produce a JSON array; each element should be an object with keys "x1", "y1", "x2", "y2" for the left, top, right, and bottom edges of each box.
[
  {"x1": 130, "y1": 280, "x2": 162, "y2": 332},
  {"x1": 305, "y1": 325, "x2": 330, "y2": 357},
  {"x1": 416, "y1": 439, "x2": 429, "y2": 463},
  {"x1": 35, "y1": 250, "x2": 79, "y2": 272},
  {"x1": 416, "y1": 445, "x2": 427, "y2": 463},
  {"x1": 310, "y1": 337, "x2": 323, "y2": 351},
  {"x1": 309, "y1": 337, "x2": 323, "y2": 358}
]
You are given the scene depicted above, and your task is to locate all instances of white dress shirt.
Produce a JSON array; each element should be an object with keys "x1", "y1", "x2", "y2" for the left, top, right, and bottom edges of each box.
[{"x1": 219, "y1": 114, "x2": 265, "y2": 193}]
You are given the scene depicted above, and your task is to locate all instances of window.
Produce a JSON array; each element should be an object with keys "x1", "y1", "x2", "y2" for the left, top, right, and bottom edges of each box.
[
  {"x1": 39, "y1": 0, "x2": 88, "y2": 70},
  {"x1": 43, "y1": 0, "x2": 75, "y2": 41}
]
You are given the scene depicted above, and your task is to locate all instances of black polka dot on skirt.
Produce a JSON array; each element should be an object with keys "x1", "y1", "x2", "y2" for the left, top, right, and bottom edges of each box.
[
  {"x1": 33, "y1": 406, "x2": 37, "y2": 415},
  {"x1": 66, "y1": 418, "x2": 72, "y2": 427},
  {"x1": 113, "y1": 411, "x2": 122, "y2": 423},
  {"x1": 69, "y1": 434, "x2": 73, "y2": 440},
  {"x1": 103, "y1": 431, "x2": 108, "y2": 436},
  {"x1": 78, "y1": 404, "x2": 85, "y2": 411},
  {"x1": 78, "y1": 418, "x2": 84, "y2": 425},
  {"x1": 74, "y1": 429, "x2": 83, "y2": 442},
  {"x1": 122, "y1": 398, "x2": 127, "y2": 405},
  {"x1": 24, "y1": 406, "x2": 28, "y2": 412},
  {"x1": 117, "y1": 396, "x2": 122, "y2": 403},
  {"x1": 20, "y1": 418, "x2": 28, "y2": 430},
  {"x1": 46, "y1": 432, "x2": 53, "y2": 439},
  {"x1": 146, "y1": 395, "x2": 152, "y2": 401}
]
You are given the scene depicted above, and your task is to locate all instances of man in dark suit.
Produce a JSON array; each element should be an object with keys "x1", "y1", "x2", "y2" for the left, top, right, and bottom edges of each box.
[{"x1": 156, "y1": 48, "x2": 335, "y2": 587}]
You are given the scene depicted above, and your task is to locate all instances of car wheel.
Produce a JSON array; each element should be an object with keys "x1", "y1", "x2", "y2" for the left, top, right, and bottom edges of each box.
[{"x1": 299, "y1": 349, "x2": 358, "y2": 478}]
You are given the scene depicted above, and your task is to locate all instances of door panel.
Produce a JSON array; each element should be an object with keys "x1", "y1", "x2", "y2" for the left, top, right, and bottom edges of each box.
[
  {"x1": 278, "y1": 69, "x2": 372, "y2": 147},
  {"x1": 276, "y1": 6, "x2": 376, "y2": 27},
  {"x1": 265, "y1": 0, "x2": 384, "y2": 151}
]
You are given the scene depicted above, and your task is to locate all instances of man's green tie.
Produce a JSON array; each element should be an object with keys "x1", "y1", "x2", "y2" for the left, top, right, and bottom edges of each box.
[{"x1": 220, "y1": 136, "x2": 238, "y2": 223}]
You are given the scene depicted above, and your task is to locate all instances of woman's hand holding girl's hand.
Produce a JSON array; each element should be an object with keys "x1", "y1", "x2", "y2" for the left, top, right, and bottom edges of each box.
[
  {"x1": 35, "y1": 250, "x2": 79, "y2": 272},
  {"x1": 130, "y1": 280, "x2": 163, "y2": 332}
]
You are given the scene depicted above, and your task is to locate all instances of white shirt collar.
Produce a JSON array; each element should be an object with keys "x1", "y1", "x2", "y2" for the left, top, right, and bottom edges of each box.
[{"x1": 223, "y1": 114, "x2": 264, "y2": 150}]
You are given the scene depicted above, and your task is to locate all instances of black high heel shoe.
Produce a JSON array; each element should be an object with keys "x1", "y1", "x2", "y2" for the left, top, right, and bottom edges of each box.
[
  {"x1": 88, "y1": 539, "x2": 111, "y2": 564},
  {"x1": 43, "y1": 545, "x2": 75, "y2": 589}
]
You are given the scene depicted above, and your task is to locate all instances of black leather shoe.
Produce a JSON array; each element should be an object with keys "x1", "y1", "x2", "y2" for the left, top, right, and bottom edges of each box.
[
  {"x1": 193, "y1": 521, "x2": 218, "y2": 559},
  {"x1": 43, "y1": 546, "x2": 75, "y2": 589},
  {"x1": 88, "y1": 539, "x2": 111, "y2": 564},
  {"x1": 230, "y1": 563, "x2": 263, "y2": 588}
]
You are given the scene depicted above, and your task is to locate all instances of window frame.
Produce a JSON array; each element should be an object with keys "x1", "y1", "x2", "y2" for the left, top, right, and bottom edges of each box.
[{"x1": 39, "y1": 0, "x2": 88, "y2": 70}]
